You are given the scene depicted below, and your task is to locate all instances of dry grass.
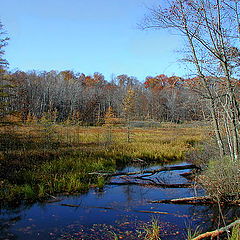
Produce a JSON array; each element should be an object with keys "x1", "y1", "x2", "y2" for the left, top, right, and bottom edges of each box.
[
  {"x1": 52, "y1": 124, "x2": 205, "y2": 161},
  {"x1": 138, "y1": 217, "x2": 162, "y2": 240},
  {"x1": 0, "y1": 121, "x2": 206, "y2": 203}
]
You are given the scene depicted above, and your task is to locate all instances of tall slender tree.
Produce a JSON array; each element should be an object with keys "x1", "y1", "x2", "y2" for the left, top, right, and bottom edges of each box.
[
  {"x1": 142, "y1": 0, "x2": 240, "y2": 160},
  {"x1": 0, "y1": 21, "x2": 11, "y2": 120}
]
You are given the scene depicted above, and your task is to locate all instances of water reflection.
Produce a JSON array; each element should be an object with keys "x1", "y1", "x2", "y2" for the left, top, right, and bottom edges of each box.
[{"x1": 1, "y1": 162, "x2": 240, "y2": 240}]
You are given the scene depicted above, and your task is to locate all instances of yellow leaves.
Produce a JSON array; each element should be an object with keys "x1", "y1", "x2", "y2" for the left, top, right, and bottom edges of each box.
[
  {"x1": 123, "y1": 88, "x2": 136, "y2": 118},
  {"x1": 104, "y1": 106, "x2": 123, "y2": 126}
]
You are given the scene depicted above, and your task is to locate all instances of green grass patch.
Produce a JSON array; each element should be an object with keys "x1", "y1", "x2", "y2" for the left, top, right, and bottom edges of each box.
[{"x1": 0, "y1": 122, "x2": 206, "y2": 204}]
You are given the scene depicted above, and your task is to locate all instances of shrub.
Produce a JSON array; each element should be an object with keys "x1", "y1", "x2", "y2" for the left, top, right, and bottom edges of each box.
[
  {"x1": 185, "y1": 140, "x2": 219, "y2": 168},
  {"x1": 230, "y1": 224, "x2": 240, "y2": 240},
  {"x1": 198, "y1": 157, "x2": 240, "y2": 201}
]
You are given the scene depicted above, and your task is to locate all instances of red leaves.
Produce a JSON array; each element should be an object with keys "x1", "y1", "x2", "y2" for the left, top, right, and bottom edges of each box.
[
  {"x1": 82, "y1": 73, "x2": 105, "y2": 87},
  {"x1": 144, "y1": 74, "x2": 181, "y2": 91},
  {"x1": 183, "y1": 76, "x2": 240, "y2": 91}
]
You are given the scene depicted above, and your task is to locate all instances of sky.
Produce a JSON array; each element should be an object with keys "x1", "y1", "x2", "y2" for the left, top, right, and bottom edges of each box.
[{"x1": 0, "y1": 0, "x2": 186, "y2": 82}]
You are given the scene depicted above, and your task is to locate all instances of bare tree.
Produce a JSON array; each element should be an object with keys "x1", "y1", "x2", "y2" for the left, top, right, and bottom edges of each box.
[
  {"x1": 0, "y1": 21, "x2": 11, "y2": 120},
  {"x1": 141, "y1": 0, "x2": 240, "y2": 160}
]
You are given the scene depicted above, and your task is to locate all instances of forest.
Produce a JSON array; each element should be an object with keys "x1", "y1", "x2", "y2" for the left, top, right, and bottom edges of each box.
[
  {"x1": 1, "y1": 0, "x2": 240, "y2": 239},
  {"x1": 2, "y1": 70, "x2": 204, "y2": 124}
]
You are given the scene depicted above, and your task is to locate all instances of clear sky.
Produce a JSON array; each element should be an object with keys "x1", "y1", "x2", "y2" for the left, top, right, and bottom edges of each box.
[{"x1": 1, "y1": 0, "x2": 186, "y2": 82}]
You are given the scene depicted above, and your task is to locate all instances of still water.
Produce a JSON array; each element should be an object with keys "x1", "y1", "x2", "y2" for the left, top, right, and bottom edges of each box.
[{"x1": 1, "y1": 162, "x2": 240, "y2": 240}]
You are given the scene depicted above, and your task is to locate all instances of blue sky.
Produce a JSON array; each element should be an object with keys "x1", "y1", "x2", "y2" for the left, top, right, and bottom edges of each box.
[{"x1": 1, "y1": 0, "x2": 186, "y2": 82}]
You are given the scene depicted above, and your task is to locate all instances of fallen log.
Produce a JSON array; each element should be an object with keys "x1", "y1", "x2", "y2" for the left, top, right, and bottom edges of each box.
[
  {"x1": 43, "y1": 194, "x2": 62, "y2": 203},
  {"x1": 180, "y1": 172, "x2": 194, "y2": 179},
  {"x1": 44, "y1": 198, "x2": 62, "y2": 203},
  {"x1": 135, "y1": 210, "x2": 190, "y2": 218},
  {"x1": 149, "y1": 196, "x2": 215, "y2": 205},
  {"x1": 135, "y1": 210, "x2": 170, "y2": 214},
  {"x1": 192, "y1": 219, "x2": 240, "y2": 240},
  {"x1": 132, "y1": 158, "x2": 146, "y2": 163},
  {"x1": 60, "y1": 203, "x2": 81, "y2": 207},
  {"x1": 109, "y1": 181, "x2": 193, "y2": 188},
  {"x1": 89, "y1": 164, "x2": 199, "y2": 177},
  {"x1": 134, "y1": 176, "x2": 163, "y2": 184},
  {"x1": 149, "y1": 196, "x2": 240, "y2": 207},
  {"x1": 91, "y1": 206, "x2": 114, "y2": 210}
]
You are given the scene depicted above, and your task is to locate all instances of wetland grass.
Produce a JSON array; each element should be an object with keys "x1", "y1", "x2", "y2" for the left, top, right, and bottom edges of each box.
[
  {"x1": 139, "y1": 217, "x2": 162, "y2": 240},
  {"x1": 0, "y1": 121, "x2": 206, "y2": 203}
]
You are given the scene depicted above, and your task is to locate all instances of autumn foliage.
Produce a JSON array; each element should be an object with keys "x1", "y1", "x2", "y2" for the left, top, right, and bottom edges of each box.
[{"x1": 144, "y1": 74, "x2": 181, "y2": 91}]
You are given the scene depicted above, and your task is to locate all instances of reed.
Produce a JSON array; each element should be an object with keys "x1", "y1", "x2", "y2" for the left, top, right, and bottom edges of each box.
[
  {"x1": 138, "y1": 217, "x2": 162, "y2": 240},
  {"x1": 0, "y1": 121, "x2": 206, "y2": 203}
]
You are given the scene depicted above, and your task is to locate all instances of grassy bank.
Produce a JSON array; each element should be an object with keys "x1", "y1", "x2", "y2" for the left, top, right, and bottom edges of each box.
[{"x1": 0, "y1": 121, "x2": 206, "y2": 204}]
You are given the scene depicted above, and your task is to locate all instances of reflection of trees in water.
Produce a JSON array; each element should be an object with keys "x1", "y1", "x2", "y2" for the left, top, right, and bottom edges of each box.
[
  {"x1": 0, "y1": 203, "x2": 34, "y2": 240},
  {"x1": 116, "y1": 162, "x2": 166, "y2": 173},
  {"x1": 187, "y1": 204, "x2": 240, "y2": 233},
  {"x1": 123, "y1": 185, "x2": 134, "y2": 203},
  {"x1": 0, "y1": 201, "x2": 33, "y2": 215},
  {"x1": 0, "y1": 215, "x2": 21, "y2": 240},
  {"x1": 122, "y1": 185, "x2": 150, "y2": 207},
  {"x1": 0, "y1": 203, "x2": 34, "y2": 217},
  {"x1": 116, "y1": 163, "x2": 146, "y2": 172},
  {"x1": 211, "y1": 205, "x2": 240, "y2": 227},
  {"x1": 224, "y1": 206, "x2": 240, "y2": 222},
  {"x1": 2, "y1": 162, "x2": 240, "y2": 240},
  {"x1": 186, "y1": 205, "x2": 213, "y2": 231},
  {"x1": 95, "y1": 188, "x2": 105, "y2": 198}
]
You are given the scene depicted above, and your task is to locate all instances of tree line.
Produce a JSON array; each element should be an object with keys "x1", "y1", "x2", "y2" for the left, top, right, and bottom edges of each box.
[{"x1": 3, "y1": 70, "x2": 205, "y2": 124}]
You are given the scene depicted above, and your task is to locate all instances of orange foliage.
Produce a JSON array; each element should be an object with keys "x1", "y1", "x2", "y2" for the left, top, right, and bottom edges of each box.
[
  {"x1": 82, "y1": 73, "x2": 105, "y2": 87},
  {"x1": 60, "y1": 70, "x2": 75, "y2": 81},
  {"x1": 144, "y1": 74, "x2": 181, "y2": 91},
  {"x1": 104, "y1": 106, "x2": 123, "y2": 126},
  {"x1": 183, "y1": 76, "x2": 240, "y2": 90}
]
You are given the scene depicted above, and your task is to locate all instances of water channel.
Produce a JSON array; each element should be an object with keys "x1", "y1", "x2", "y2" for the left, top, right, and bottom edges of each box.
[{"x1": 1, "y1": 162, "x2": 240, "y2": 240}]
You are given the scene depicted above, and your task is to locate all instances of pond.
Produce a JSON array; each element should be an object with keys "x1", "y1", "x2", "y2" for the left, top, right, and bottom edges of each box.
[{"x1": 1, "y1": 162, "x2": 240, "y2": 240}]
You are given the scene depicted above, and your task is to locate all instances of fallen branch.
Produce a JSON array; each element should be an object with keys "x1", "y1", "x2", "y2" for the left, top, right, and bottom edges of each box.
[
  {"x1": 135, "y1": 210, "x2": 170, "y2": 214},
  {"x1": 180, "y1": 172, "x2": 194, "y2": 179},
  {"x1": 44, "y1": 194, "x2": 62, "y2": 203},
  {"x1": 134, "y1": 176, "x2": 163, "y2": 184},
  {"x1": 44, "y1": 198, "x2": 62, "y2": 203},
  {"x1": 89, "y1": 164, "x2": 199, "y2": 177},
  {"x1": 149, "y1": 196, "x2": 214, "y2": 205},
  {"x1": 90, "y1": 206, "x2": 114, "y2": 210},
  {"x1": 132, "y1": 158, "x2": 146, "y2": 163},
  {"x1": 192, "y1": 219, "x2": 240, "y2": 240},
  {"x1": 135, "y1": 210, "x2": 190, "y2": 218},
  {"x1": 149, "y1": 196, "x2": 240, "y2": 207},
  {"x1": 60, "y1": 203, "x2": 81, "y2": 207}
]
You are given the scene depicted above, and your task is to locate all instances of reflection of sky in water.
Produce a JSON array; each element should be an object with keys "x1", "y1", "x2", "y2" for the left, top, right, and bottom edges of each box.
[{"x1": 1, "y1": 162, "x2": 240, "y2": 240}]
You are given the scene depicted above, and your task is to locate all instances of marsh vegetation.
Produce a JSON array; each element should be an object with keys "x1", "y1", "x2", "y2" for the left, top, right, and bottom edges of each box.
[{"x1": 0, "y1": 120, "x2": 205, "y2": 204}]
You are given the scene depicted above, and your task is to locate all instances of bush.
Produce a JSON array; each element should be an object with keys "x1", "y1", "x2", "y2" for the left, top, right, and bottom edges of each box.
[
  {"x1": 186, "y1": 140, "x2": 219, "y2": 168},
  {"x1": 198, "y1": 157, "x2": 240, "y2": 201},
  {"x1": 230, "y1": 224, "x2": 240, "y2": 240}
]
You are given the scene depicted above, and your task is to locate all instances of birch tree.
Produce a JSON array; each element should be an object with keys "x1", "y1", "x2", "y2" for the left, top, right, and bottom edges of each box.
[{"x1": 142, "y1": 0, "x2": 240, "y2": 160}]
